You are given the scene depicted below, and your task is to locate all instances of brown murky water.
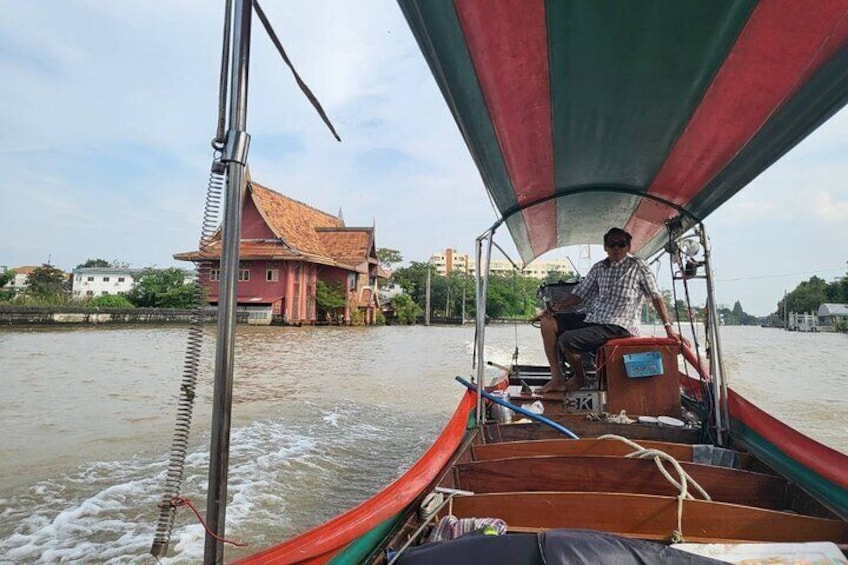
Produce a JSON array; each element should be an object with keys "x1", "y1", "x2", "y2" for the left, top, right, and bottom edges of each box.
[{"x1": 0, "y1": 324, "x2": 845, "y2": 563}]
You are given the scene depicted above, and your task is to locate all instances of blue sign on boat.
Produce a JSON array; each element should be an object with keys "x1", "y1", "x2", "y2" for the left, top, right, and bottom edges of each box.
[{"x1": 623, "y1": 351, "x2": 663, "y2": 378}]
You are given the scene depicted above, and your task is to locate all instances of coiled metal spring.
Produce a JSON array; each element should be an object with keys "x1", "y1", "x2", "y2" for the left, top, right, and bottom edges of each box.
[{"x1": 150, "y1": 159, "x2": 225, "y2": 558}]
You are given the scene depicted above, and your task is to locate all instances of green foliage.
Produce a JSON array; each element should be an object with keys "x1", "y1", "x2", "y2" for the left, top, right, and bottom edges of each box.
[
  {"x1": 315, "y1": 280, "x2": 347, "y2": 322},
  {"x1": 126, "y1": 267, "x2": 196, "y2": 308},
  {"x1": 88, "y1": 294, "x2": 135, "y2": 308},
  {"x1": 9, "y1": 293, "x2": 76, "y2": 306},
  {"x1": 0, "y1": 269, "x2": 15, "y2": 288},
  {"x1": 76, "y1": 258, "x2": 112, "y2": 269},
  {"x1": 0, "y1": 269, "x2": 15, "y2": 302},
  {"x1": 776, "y1": 273, "x2": 847, "y2": 319},
  {"x1": 376, "y1": 248, "x2": 403, "y2": 269},
  {"x1": 390, "y1": 293, "x2": 421, "y2": 324},
  {"x1": 374, "y1": 309, "x2": 386, "y2": 326},
  {"x1": 717, "y1": 301, "x2": 758, "y2": 325},
  {"x1": 26, "y1": 264, "x2": 70, "y2": 297},
  {"x1": 349, "y1": 307, "x2": 365, "y2": 326},
  {"x1": 542, "y1": 268, "x2": 575, "y2": 285}
]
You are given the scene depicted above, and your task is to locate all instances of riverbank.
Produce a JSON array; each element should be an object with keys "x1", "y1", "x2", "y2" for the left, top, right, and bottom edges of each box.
[{"x1": 0, "y1": 305, "x2": 247, "y2": 325}]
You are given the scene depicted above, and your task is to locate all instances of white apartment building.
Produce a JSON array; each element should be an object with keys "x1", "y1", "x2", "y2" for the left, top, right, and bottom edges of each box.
[
  {"x1": 72, "y1": 267, "x2": 142, "y2": 298},
  {"x1": 429, "y1": 249, "x2": 577, "y2": 280}
]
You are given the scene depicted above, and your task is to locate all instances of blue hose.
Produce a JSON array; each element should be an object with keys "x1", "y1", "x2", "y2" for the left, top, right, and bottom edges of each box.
[{"x1": 455, "y1": 376, "x2": 579, "y2": 439}]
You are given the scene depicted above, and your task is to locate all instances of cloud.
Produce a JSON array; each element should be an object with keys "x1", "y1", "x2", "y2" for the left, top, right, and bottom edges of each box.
[{"x1": 813, "y1": 191, "x2": 848, "y2": 222}]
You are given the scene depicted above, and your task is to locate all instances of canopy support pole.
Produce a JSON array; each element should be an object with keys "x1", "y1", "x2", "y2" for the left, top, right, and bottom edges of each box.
[
  {"x1": 473, "y1": 230, "x2": 494, "y2": 426},
  {"x1": 699, "y1": 224, "x2": 729, "y2": 446},
  {"x1": 204, "y1": 0, "x2": 252, "y2": 562}
]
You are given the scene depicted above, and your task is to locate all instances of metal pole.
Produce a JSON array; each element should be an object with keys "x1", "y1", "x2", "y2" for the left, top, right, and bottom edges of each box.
[
  {"x1": 205, "y1": 0, "x2": 251, "y2": 562},
  {"x1": 473, "y1": 231, "x2": 494, "y2": 426},
  {"x1": 425, "y1": 262, "x2": 431, "y2": 326},
  {"x1": 699, "y1": 225, "x2": 727, "y2": 446}
]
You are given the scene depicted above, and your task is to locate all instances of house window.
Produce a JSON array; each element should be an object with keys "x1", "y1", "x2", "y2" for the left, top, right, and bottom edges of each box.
[
  {"x1": 210, "y1": 269, "x2": 220, "y2": 281},
  {"x1": 118, "y1": 277, "x2": 125, "y2": 282},
  {"x1": 347, "y1": 273, "x2": 357, "y2": 291},
  {"x1": 103, "y1": 276, "x2": 110, "y2": 282},
  {"x1": 76, "y1": 276, "x2": 81, "y2": 282},
  {"x1": 87, "y1": 276, "x2": 94, "y2": 282},
  {"x1": 86, "y1": 290, "x2": 94, "y2": 296},
  {"x1": 239, "y1": 269, "x2": 250, "y2": 281},
  {"x1": 266, "y1": 269, "x2": 279, "y2": 282},
  {"x1": 101, "y1": 291, "x2": 109, "y2": 295}
]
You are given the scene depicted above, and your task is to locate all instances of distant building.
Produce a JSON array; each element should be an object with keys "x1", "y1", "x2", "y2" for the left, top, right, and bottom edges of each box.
[
  {"x1": 491, "y1": 257, "x2": 577, "y2": 280},
  {"x1": 3, "y1": 265, "x2": 41, "y2": 293},
  {"x1": 429, "y1": 249, "x2": 577, "y2": 280},
  {"x1": 431, "y1": 249, "x2": 473, "y2": 276},
  {"x1": 72, "y1": 267, "x2": 142, "y2": 298},
  {"x1": 175, "y1": 180, "x2": 385, "y2": 325},
  {"x1": 818, "y1": 303, "x2": 848, "y2": 327}
]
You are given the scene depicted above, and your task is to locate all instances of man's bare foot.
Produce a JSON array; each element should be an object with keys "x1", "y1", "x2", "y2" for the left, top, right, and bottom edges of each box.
[
  {"x1": 563, "y1": 376, "x2": 584, "y2": 392},
  {"x1": 539, "y1": 374, "x2": 585, "y2": 394},
  {"x1": 539, "y1": 378, "x2": 567, "y2": 394}
]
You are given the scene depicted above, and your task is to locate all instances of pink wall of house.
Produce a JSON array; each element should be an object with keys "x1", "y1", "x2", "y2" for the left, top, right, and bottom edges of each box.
[
  {"x1": 201, "y1": 261, "x2": 287, "y2": 304},
  {"x1": 241, "y1": 196, "x2": 276, "y2": 239}
]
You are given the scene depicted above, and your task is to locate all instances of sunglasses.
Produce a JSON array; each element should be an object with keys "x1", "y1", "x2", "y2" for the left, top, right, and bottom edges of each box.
[{"x1": 605, "y1": 240, "x2": 629, "y2": 248}]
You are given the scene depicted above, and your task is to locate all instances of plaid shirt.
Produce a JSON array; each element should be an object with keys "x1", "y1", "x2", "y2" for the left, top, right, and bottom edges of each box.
[{"x1": 572, "y1": 255, "x2": 661, "y2": 335}]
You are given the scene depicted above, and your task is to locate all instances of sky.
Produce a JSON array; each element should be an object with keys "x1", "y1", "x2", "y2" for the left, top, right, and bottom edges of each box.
[{"x1": 1, "y1": 1, "x2": 847, "y2": 316}]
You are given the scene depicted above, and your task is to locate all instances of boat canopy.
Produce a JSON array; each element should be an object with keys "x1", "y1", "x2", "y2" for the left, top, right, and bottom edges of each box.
[{"x1": 399, "y1": 0, "x2": 848, "y2": 263}]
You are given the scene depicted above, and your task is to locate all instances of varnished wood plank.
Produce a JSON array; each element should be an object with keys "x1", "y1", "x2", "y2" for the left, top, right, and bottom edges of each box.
[
  {"x1": 456, "y1": 456, "x2": 787, "y2": 509},
  {"x1": 473, "y1": 438, "x2": 695, "y2": 461},
  {"x1": 449, "y1": 492, "x2": 848, "y2": 543},
  {"x1": 484, "y1": 420, "x2": 702, "y2": 444}
]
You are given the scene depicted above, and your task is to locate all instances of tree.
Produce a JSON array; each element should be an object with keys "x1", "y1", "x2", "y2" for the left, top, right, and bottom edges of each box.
[
  {"x1": 88, "y1": 294, "x2": 135, "y2": 308},
  {"x1": 376, "y1": 248, "x2": 403, "y2": 270},
  {"x1": 390, "y1": 293, "x2": 421, "y2": 324},
  {"x1": 543, "y1": 268, "x2": 575, "y2": 285},
  {"x1": 126, "y1": 267, "x2": 196, "y2": 308},
  {"x1": 315, "y1": 280, "x2": 347, "y2": 322},
  {"x1": 26, "y1": 264, "x2": 70, "y2": 297},
  {"x1": 76, "y1": 258, "x2": 112, "y2": 269},
  {"x1": 0, "y1": 269, "x2": 15, "y2": 301},
  {"x1": 0, "y1": 269, "x2": 14, "y2": 287}
]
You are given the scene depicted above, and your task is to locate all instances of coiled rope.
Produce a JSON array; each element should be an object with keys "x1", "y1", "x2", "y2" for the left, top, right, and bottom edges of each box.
[{"x1": 597, "y1": 434, "x2": 711, "y2": 543}]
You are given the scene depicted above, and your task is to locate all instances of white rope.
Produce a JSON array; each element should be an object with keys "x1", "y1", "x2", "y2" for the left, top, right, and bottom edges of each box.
[{"x1": 597, "y1": 434, "x2": 712, "y2": 542}]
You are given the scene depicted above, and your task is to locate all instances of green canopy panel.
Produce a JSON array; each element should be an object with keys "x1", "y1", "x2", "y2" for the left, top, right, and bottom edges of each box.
[{"x1": 399, "y1": 0, "x2": 848, "y2": 262}]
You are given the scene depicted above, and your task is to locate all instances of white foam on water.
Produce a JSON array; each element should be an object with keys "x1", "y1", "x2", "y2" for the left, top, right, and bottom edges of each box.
[{"x1": 0, "y1": 404, "x2": 423, "y2": 564}]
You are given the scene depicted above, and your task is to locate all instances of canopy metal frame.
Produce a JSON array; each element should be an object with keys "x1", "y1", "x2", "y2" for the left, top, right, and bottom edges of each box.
[{"x1": 470, "y1": 191, "x2": 728, "y2": 444}]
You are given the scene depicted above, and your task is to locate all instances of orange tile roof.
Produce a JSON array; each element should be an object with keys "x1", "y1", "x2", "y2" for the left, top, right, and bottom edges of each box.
[
  {"x1": 249, "y1": 182, "x2": 343, "y2": 256},
  {"x1": 317, "y1": 228, "x2": 374, "y2": 266},
  {"x1": 174, "y1": 180, "x2": 376, "y2": 271},
  {"x1": 9, "y1": 265, "x2": 40, "y2": 275}
]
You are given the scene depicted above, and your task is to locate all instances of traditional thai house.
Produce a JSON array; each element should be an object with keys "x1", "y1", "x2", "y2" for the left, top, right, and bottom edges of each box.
[{"x1": 175, "y1": 181, "x2": 383, "y2": 325}]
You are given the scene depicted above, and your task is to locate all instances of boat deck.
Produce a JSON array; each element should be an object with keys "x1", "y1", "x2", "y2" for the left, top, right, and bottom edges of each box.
[{"x1": 375, "y1": 383, "x2": 848, "y2": 563}]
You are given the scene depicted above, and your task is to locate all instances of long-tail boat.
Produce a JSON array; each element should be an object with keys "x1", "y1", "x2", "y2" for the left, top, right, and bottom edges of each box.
[{"x1": 155, "y1": 1, "x2": 848, "y2": 563}]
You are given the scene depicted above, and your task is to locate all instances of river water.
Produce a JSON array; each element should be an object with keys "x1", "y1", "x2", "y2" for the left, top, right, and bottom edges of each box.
[{"x1": 0, "y1": 324, "x2": 846, "y2": 563}]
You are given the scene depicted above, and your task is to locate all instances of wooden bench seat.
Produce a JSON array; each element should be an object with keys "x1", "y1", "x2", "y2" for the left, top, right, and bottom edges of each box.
[
  {"x1": 473, "y1": 438, "x2": 698, "y2": 462},
  {"x1": 455, "y1": 455, "x2": 787, "y2": 509},
  {"x1": 447, "y1": 492, "x2": 848, "y2": 543}
]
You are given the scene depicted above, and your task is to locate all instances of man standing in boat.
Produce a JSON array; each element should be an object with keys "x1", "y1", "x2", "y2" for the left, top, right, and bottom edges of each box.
[{"x1": 533, "y1": 228, "x2": 682, "y2": 393}]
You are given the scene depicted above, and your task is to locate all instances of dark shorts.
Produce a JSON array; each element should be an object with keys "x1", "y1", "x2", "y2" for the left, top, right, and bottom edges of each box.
[{"x1": 554, "y1": 312, "x2": 631, "y2": 353}]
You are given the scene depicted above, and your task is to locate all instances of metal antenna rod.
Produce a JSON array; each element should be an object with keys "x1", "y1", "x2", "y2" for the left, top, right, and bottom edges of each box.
[{"x1": 204, "y1": 0, "x2": 252, "y2": 562}]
